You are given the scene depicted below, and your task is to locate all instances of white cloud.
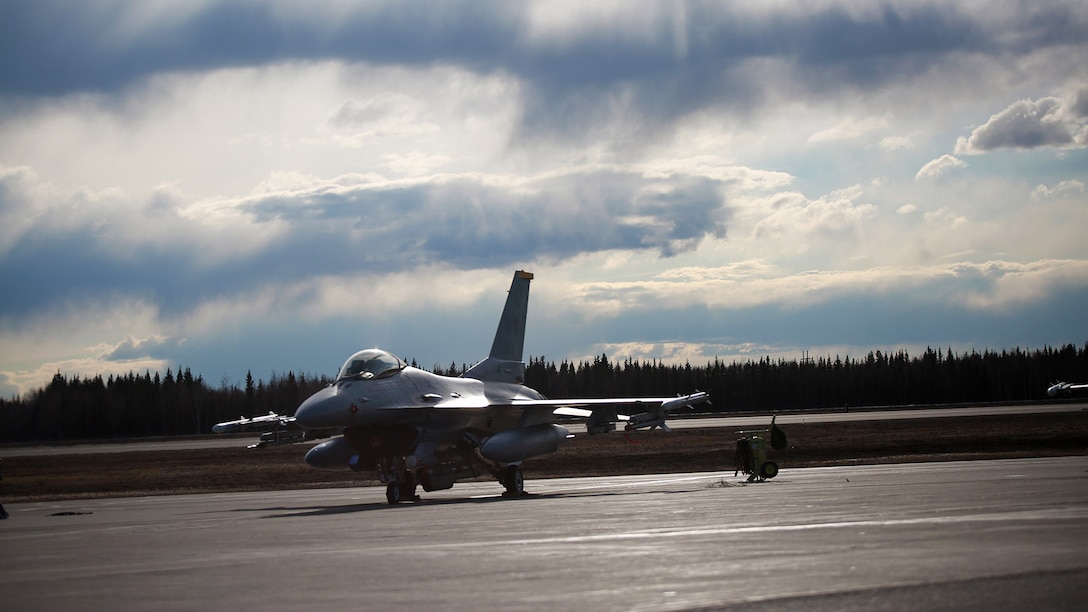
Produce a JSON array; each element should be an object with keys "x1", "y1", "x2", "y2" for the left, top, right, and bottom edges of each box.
[
  {"x1": 915, "y1": 154, "x2": 966, "y2": 179},
  {"x1": 751, "y1": 185, "x2": 875, "y2": 241},
  {"x1": 524, "y1": 1, "x2": 672, "y2": 46},
  {"x1": 582, "y1": 340, "x2": 771, "y2": 366},
  {"x1": 638, "y1": 156, "x2": 793, "y2": 191},
  {"x1": 0, "y1": 62, "x2": 522, "y2": 199},
  {"x1": 954, "y1": 259, "x2": 1088, "y2": 311},
  {"x1": 923, "y1": 207, "x2": 969, "y2": 229},
  {"x1": 0, "y1": 356, "x2": 171, "y2": 398},
  {"x1": 807, "y1": 114, "x2": 892, "y2": 143},
  {"x1": 380, "y1": 152, "x2": 454, "y2": 176},
  {"x1": 1031, "y1": 179, "x2": 1085, "y2": 201},
  {"x1": 878, "y1": 135, "x2": 915, "y2": 151},
  {"x1": 0, "y1": 298, "x2": 171, "y2": 395},
  {"x1": 557, "y1": 258, "x2": 1088, "y2": 318}
]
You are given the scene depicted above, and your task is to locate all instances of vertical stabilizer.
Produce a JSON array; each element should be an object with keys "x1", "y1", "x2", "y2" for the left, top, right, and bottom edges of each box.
[
  {"x1": 463, "y1": 270, "x2": 533, "y2": 383},
  {"x1": 490, "y1": 270, "x2": 533, "y2": 361}
]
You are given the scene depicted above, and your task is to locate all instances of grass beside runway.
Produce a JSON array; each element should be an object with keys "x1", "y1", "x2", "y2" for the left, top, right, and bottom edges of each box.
[{"x1": 2, "y1": 412, "x2": 1086, "y2": 502}]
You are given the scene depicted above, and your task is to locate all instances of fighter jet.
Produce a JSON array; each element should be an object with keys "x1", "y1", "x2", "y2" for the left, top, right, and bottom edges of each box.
[{"x1": 214, "y1": 270, "x2": 709, "y2": 503}]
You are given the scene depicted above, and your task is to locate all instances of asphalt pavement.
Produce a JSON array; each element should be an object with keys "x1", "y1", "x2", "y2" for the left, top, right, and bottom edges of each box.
[{"x1": 2, "y1": 456, "x2": 1086, "y2": 610}]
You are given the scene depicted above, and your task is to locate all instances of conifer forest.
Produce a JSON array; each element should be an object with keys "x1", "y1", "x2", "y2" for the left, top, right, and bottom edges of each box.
[{"x1": 2, "y1": 342, "x2": 1085, "y2": 443}]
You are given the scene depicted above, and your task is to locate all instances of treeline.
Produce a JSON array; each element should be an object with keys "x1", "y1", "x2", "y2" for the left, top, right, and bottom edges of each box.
[
  {"x1": 524, "y1": 343, "x2": 1088, "y2": 411},
  {"x1": 2, "y1": 343, "x2": 1086, "y2": 443},
  {"x1": 0, "y1": 368, "x2": 332, "y2": 443}
]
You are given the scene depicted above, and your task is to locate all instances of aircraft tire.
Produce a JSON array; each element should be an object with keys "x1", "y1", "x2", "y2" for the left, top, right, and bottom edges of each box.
[
  {"x1": 760, "y1": 461, "x2": 779, "y2": 479},
  {"x1": 503, "y1": 466, "x2": 524, "y2": 496},
  {"x1": 386, "y1": 483, "x2": 402, "y2": 504}
]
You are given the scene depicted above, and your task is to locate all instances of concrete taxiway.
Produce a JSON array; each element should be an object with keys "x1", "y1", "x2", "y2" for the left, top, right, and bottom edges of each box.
[{"x1": 2, "y1": 456, "x2": 1086, "y2": 610}]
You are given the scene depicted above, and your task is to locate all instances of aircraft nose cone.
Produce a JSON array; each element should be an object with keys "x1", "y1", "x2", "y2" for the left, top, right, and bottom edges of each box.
[{"x1": 294, "y1": 385, "x2": 349, "y2": 429}]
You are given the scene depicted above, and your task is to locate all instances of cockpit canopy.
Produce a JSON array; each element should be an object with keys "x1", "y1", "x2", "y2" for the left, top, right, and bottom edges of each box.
[{"x1": 337, "y1": 349, "x2": 406, "y2": 380}]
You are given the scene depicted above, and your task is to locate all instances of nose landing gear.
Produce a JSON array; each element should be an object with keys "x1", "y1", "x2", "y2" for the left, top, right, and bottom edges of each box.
[
  {"x1": 378, "y1": 456, "x2": 421, "y2": 504},
  {"x1": 385, "y1": 481, "x2": 420, "y2": 504}
]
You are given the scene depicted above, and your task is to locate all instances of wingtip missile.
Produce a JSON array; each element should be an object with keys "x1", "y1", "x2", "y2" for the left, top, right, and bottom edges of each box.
[
  {"x1": 659, "y1": 391, "x2": 710, "y2": 412},
  {"x1": 212, "y1": 412, "x2": 295, "y2": 434},
  {"x1": 1046, "y1": 381, "x2": 1088, "y2": 397}
]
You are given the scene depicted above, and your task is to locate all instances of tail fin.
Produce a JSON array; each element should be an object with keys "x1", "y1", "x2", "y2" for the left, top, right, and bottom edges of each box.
[
  {"x1": 463, "y1": 270, "x2": 533, "y2": 383},
  {"x1": 490, "y1": 270, "x2": 533, "y2": 361}
]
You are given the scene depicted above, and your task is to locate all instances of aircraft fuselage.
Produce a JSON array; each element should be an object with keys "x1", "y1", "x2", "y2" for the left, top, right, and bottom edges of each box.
[
  {"x1": 294, "y1": 365, "x2": 545, "y2": 431},
  {"x1": 294, "y1": 354, "x2": 559, "y2": 491}
]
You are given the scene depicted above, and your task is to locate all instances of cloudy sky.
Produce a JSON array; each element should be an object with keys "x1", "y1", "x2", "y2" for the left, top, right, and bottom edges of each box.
[{"x1": 2, "y1": 1, "x2": 1087, "y2": 398}]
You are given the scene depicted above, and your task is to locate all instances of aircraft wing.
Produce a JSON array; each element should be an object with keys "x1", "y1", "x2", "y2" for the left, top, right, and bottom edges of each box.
[{"x1": 511, "y1": 391, "x2": 710, "y2": 433}]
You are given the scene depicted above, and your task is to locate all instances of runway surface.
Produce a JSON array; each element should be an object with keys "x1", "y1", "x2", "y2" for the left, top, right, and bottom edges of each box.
[{"x1": 3, "y1": 456, "x2": 1086, "y2": 610}]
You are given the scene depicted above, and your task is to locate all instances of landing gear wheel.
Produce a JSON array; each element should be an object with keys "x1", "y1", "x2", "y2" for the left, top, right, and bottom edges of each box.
[
  {"x1": 503, "y1": 465, "x2": 524, "y2": 497},
  {"x1": 386, "y1": 483, "x2": 402, "y2": 504},
  {"x1": 759, "y1": 461, "x2": 779, "y2": 480}
]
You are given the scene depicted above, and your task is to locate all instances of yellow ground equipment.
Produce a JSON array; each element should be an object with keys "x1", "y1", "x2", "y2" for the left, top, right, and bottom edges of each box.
[{"x1": 734, "y1": 416, "x2": 787, "y2": 482}]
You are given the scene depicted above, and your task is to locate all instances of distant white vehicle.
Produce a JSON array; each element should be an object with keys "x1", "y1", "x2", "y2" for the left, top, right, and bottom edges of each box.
[
  {"x1": 215, "y1": 270, "x2": 709, "y2": 504},
  {"x1": 1046, "y1": 381, "x2": 1088, "y2": 397}
]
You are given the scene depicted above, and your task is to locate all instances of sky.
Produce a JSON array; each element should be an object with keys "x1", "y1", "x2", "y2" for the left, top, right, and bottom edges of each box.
[{"x1": 1, "y1": 0, "x2": 1087, "y2": 398}]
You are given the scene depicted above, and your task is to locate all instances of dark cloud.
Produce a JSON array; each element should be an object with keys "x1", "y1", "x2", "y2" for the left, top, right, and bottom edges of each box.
[
  {"x1": 956, "y1": 94, "x2": 1088, "y2": 153},
  {"x1": 4, "y1": 2, "x2": 1085, "y2": 140},
  {"x1": 504, "y1": 3, "x2": 1010, "y2": 144},
  {"x1": 244, "y1": 170, "x2": 730, "y2": 266},
  {"x1": 0, "y1": 224, "x2": 237, "y2": 319},
  {"x1": 0, "y1": 1, "x2": 518, "y2": 96},
  {"x1": 0, "y1": 168, "x2": 730, "y2": 319},
  {"x1": 1071, "y1": 89, "x2": 1088, "y2": 118}
]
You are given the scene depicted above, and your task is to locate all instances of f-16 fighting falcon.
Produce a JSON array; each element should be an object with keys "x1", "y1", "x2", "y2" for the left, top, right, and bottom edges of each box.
[{"x1": 214, "y1": 271, "x2": 710, "y2": 504}]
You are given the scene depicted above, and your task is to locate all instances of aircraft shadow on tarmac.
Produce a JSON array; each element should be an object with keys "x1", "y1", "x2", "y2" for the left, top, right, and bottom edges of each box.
[{"x1": 224, "y1": 487, "x2": 703, "y2": 518}]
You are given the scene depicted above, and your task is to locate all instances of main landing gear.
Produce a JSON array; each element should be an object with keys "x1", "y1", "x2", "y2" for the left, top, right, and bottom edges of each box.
[
  {"x1": 379, "y1": 453, "x2": 527, "y2": 504},
  {"x1": 501, "y1": 465, "x2": 525, "y2": 497}
]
